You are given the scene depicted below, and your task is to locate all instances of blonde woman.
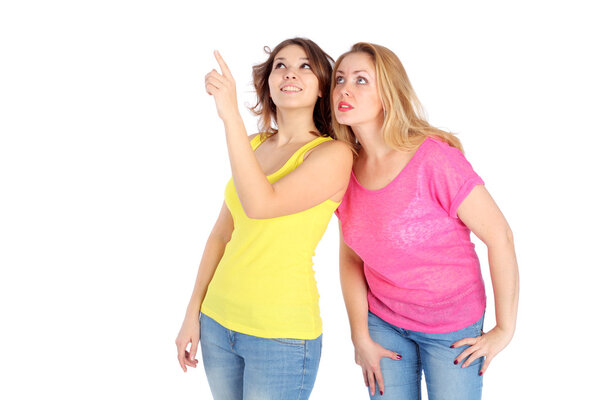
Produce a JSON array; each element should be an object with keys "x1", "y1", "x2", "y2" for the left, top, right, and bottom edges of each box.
[
  {"x1": 175, "y1": 38, "x2": 352, "y2": 399},
  {"x1": 332, "y1": 43, "x2": 519, "y2": 400}
]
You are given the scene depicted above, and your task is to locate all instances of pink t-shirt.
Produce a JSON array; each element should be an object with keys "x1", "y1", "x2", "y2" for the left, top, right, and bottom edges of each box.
[{"x1": 335, "y1": 137, "x2": 486, "y2": 333}]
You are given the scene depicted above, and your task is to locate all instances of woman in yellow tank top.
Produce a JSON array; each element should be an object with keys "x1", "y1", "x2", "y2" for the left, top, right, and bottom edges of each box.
[{"x1": 175, "y1": 38, "x2": 353, "y2": 400}]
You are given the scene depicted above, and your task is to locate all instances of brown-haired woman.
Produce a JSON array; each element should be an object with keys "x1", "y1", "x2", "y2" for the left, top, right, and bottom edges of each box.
[
  {"x1": 333, "y1": 43, "x2": 519, "y2": 399},
  {"x1": 175, "y1": 38, "x2": 353, "y2": 399}
]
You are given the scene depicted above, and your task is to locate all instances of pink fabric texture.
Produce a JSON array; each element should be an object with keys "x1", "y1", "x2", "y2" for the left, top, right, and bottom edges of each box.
[{"x1": 336, "y1": 137, "x2": 486, "y2": 333}]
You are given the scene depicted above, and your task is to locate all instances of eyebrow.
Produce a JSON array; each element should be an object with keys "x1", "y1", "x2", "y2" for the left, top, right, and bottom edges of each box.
[{"x1": 336, "y1": 69, "x2": 369, "y2": 75}]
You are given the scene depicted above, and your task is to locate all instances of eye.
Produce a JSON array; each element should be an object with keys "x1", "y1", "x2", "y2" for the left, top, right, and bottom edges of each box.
[
  {"x1": 274, "y1": 62, "x2": 285, "y2": 69},
  {"x1": 335, "y1": 76, "x2": 344, "y2": 84},
  {"x1": 301, "y1": 63, "x2": 312, "y2": 69},
  {"x1": 357, "y1": 76, "x2": 368, "y2": 84}
]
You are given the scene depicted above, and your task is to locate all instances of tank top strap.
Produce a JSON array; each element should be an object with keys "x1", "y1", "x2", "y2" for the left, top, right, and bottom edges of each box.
[
  {"x1": 289, "y1": 135, "x2": 333, "y2": 166},
  {"x1": 250, "y1": 134, "x2": 268, "y2": 151}
]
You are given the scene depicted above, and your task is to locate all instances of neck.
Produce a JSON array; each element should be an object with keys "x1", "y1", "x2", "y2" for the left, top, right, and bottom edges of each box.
[
  {"x1": 352, "y1": 116, "x2": 395, "y2": 160},
  {"x1": 273, "y1": 107, "x2": 318, "y2": 146}
]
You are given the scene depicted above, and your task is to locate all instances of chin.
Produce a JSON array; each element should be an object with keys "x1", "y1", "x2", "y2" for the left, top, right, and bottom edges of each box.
[
  {"x1": 277, "y1": 100, "x2": 316, "y2": 110},
  {"x1": 334, "y1": 113, "x2": 353, "y2": 126}
]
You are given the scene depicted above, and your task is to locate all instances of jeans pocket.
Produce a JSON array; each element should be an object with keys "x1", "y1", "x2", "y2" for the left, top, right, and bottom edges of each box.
[{"x1": 271, "y1": 338, "x2": 306, "y2": 346}]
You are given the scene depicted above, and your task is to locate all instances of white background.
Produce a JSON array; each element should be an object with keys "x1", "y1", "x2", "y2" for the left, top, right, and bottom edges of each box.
[{"x1": 1, "y1": 0, "x2": 598, "y2": 399}]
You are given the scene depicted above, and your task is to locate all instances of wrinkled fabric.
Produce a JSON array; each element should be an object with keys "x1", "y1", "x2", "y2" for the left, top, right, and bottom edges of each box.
[{"x1": 336, "y1": 137, "x2": 486, "y2": 333}]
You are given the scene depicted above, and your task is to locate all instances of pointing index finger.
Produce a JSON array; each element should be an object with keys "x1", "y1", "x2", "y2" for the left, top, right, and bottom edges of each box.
[{"x1": 214, "y1": 50, "x2": 232, "y2": 78}]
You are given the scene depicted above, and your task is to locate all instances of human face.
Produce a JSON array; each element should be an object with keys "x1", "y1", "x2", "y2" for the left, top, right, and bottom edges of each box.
[
  {"x1": 333, "y1": 52, "x2": 384, "y2": 127},
  {"x1": 268, "y1": 45, "x2": 321, "y2": 111}
]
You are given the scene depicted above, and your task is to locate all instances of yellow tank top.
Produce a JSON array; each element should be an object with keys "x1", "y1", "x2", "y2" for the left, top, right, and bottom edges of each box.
[{"x1": 201, "y1": 134, "x2": 339, "y2": 339}]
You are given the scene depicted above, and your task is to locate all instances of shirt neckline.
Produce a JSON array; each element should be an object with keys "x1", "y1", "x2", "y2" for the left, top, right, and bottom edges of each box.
[
  {"x1": 351, "y1": 137, "x2": 432, "y2": 193},
  {"x1": 254, "y1": 134, "x2": 327, "y2": 178}
]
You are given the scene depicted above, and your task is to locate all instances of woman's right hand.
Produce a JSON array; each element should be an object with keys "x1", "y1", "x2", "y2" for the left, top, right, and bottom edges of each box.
[
  {"x1": 205, "y1": 51, "x2": 240, "y2": 123},
  {"x1": 353, "y1": 336, "x2": 402, "y2": 396},
  {"x1": 175, "y1": 315, "x2": 200, "y2": 372}
]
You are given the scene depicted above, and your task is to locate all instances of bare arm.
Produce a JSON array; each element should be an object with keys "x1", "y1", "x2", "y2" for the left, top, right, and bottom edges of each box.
[
  {"x1": 175, "y1": 201, "x2": 233, "y2": 372},
  {"x1": 225, "y1": 119, "x2": 352, "y2": 218},
  {"x1": 205, "y1": 51, "x2": 353, "y2": 219},
  {"x1": 339, "y1": 223, "x2": 370, "y2": 343},
  {"x1": 453, "y1": 185, "x2": 519, "y2": 374},
  {"x1": 339, "y1": 223, "x2": 400, "y2": 396},
  {"x1": 183, "y1": 201, "x2": 233, "y2": 318}
]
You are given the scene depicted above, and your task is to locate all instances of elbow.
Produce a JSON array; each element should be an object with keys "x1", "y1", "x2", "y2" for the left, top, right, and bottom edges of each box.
[
  {"x1": 245, "y1": 210, "x2": 262, "y2": 219},
  {"x1": 242, "y1": 204, "x2": 269, "y2": 220},
  {"x1": 239, "y1": 192, "x2": 275, "y2": 219},
  {"x1": 486, "y1": 225, "x2": 515, "y2": 250},
  {"x1": 209, "y1": 231, "x2": 232, "y2": 246},
  {"x1": 242, "y1": 193, "x2": 280, "y2": 219},
  {"x1": 505, "y1": 226, "x2": 514, "y2": 246}
]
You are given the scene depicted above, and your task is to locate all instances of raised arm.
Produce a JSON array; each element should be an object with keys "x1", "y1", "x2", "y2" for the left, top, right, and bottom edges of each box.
[
  {"x1": 452, "y1": 185, "x2": 519, "y2": 375},
  {"x1": 339, "y1": 223, "x2": 400, "y2": 396},
  {"x1": 175, "y1": 201, "x2": 233, "y2": 372},
  {"x1": 205, "y1": 51, "x2": 353, "y2": 219}
]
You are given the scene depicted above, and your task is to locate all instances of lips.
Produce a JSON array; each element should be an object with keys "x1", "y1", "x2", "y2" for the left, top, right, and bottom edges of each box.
[
  {"x1": 281, "y1": 84, "x2": 302, "y2": 93},
  {"x1": 338, "y1": 101, "x2": 354, "y2": 111}
]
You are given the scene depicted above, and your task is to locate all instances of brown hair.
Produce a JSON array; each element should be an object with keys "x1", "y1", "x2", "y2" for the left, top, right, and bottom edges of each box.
[
  {"x1": 331, "y1": 42, "x2": 463, "y2": 153},
  {"x1": 250, "y1": 38, "x2": 334, "y2": 138}
]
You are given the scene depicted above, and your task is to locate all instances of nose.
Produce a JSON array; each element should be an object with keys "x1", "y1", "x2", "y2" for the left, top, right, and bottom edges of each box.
[
  {"x1": 284, "y1": 69, "x2": 298, "y2": 80},
  {"x1": 337, "y1": 81, "x2": 350, "y2": 97}
]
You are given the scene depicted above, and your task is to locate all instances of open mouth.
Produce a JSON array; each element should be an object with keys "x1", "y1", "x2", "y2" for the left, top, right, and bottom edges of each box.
[
  {"x1": 281, "y1": 85, "x2": 302, "y2": 93},
  {"x1": 338, "y1": 102, "x2": 354, "y2": 111}
]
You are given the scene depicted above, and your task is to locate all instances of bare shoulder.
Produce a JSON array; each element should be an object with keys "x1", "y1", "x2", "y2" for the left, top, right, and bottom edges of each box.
[{"x1": 305, "y1": 138, "x2": 354, "y2": 162}]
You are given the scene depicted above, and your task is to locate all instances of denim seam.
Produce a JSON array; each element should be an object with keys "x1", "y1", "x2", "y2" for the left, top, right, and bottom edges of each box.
[
  {"x1": 271, "y1": 338, "x2": 306, "y2": 346},
  {"x1": 295, "y1": 340, "x2": 308, "y2": 400},
  {"x1": 228, "y1": 330, "x2": 235, "y2": 352},
  {"x1": 416, "y1": 343, "x2": 422, "y2": 400}
]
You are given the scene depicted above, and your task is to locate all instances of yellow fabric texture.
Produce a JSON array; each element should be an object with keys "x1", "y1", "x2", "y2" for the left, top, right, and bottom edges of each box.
[{"x1": 201, "y1": 134, "x2": 339, "y2": 339}]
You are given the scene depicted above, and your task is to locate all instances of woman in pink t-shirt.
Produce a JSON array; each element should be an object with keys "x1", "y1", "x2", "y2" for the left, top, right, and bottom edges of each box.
[{"x1": 333, "y1": 43, "x2": 519, "y2": 400}]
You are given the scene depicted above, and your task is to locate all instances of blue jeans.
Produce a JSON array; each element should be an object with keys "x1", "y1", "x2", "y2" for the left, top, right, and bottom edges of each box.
[
  {"x1": 368, "y1": 311, "x2": 485, "y2": 400},
  {"x1": 200, "y1": 313, "x2": 322, "y2": 400}
]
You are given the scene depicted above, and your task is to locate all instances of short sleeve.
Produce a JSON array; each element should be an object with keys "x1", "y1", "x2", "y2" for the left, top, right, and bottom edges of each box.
[{"x1": 428, "y1": 141, "x2": 484, "y2": 218}]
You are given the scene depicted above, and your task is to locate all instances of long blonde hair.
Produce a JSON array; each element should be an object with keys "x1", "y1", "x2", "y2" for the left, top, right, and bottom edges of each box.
[{"x1": 331, "y1": 42, "x2": 463, "y2": 153}]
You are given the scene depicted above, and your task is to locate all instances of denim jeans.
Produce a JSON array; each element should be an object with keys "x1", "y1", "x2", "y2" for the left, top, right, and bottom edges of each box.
[
  {"x1": 367, "y1": 311, "x2": 485, "y2": 400},
  {"x1": 200, "y1": 313, "x2": 322, "y2": 400}
]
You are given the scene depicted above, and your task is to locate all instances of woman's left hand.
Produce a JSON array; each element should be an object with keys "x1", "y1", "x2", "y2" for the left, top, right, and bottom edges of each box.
[
  {"x1": 451, "y1": 325, "x2": 514, "y2": 375},
  {"x1": 205, "y1": 50, "x2": 240, "y2": 122}
]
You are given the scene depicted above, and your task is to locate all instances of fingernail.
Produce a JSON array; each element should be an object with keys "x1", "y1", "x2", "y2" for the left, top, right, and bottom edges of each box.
[
  {"x1": 479, "y1": 371, "x2": 483, "y2": 376},
  {"x1": 396, "y1": 354, "x2": 402, "y2": 360},
  {"x1": 380, "y1": 391, "x2": 383, "y2": 395},
  {"x1": 453, "y1": 360, "x2": 458, "y2": 365},
  {"x1": 450, "y1": 345, "x2": 455, "y2": 348}
]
